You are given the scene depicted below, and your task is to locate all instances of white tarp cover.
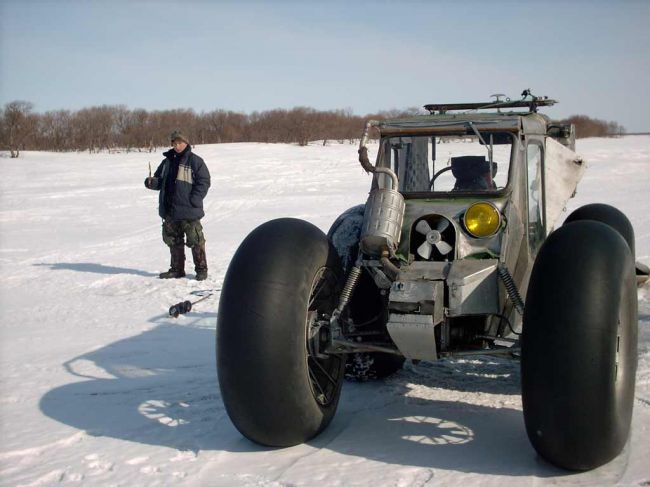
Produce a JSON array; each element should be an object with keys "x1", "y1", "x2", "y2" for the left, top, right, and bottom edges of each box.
[{"x1": 544, "y1": 137, "x2": 587, "y2": 231}]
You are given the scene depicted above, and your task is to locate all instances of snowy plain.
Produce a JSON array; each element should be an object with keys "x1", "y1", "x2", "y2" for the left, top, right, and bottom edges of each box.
[{"x1": 0, "y1": 136, "x2": 649, "y2": 486}]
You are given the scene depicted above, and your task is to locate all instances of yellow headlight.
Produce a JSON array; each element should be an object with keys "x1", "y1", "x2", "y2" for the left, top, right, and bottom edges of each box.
[{"x1": 464, "y1": 202, "x2": 501, "y2": 238}]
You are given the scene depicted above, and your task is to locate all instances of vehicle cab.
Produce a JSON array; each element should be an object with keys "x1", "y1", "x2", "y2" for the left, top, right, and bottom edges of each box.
[{"x1": 350, "y1": 96, "x2": 584, "y2": 359}]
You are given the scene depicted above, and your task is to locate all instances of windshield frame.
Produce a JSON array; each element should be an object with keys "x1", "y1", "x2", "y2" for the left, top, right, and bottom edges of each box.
[{"x1": 373, "y1": 130, "x2": 517, "y2": 199}]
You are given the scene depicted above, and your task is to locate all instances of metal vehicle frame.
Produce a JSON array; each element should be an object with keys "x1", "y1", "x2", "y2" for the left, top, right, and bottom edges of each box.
[{"x1": 320, "y1": 93, "x2": 584, "y2": 362}]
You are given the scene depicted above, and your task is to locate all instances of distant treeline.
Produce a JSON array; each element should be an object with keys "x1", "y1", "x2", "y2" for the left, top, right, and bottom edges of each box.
[
  {"x1": 0, "y1": 101, "x2": 422, "y2": 157},
  {"x1": 0, "y1": 100, "x2": 625, "y2": 157},
  {"x1": 558, "y1": 115, "x2": 625, "y2": 139}
]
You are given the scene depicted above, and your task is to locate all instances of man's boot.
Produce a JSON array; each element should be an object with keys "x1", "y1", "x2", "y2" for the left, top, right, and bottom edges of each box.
[
  {"x1": 191, "y1": 243, "x2": 208, "y2": 281},
  {"x1": 159, "y1": 245, "x2": 186, "y2": 278}
]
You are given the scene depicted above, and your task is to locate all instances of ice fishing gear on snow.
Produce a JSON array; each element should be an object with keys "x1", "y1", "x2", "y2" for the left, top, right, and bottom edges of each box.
[
  {"x1": 169, "y1": 289, "x2": 220, "y2": 318},
  {"x1": 169, "y1": 300, "x2": 192, "y2": 318}
]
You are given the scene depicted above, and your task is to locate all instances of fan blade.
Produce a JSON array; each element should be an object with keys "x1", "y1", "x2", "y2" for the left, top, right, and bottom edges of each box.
[
  {"x1": 435, "y1": 219, "x2": 449, "y2": 232},
  {"x1": 417, "y1": 241, "x2": 433, "y2": 259},
  {"x1": 435, "y1": 240, "x2": 453, "y2": 255},
  {"x1": 415, "y1": 220, "x2": 432, "y2": 235}
]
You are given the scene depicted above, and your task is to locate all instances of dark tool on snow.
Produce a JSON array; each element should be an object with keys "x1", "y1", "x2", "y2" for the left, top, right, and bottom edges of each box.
[
  {"x1": 169, "y1": 289, "x2": 220, "y2": 318},
  {"x1": 169, "y1": 300, "x2": 192, "y2": 318}
]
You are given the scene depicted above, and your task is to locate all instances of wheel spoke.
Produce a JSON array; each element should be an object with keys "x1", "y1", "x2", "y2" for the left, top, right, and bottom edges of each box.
[
  {"x1": 305, "y1": 266, "x2": 342, "y2": 407},
  {"x1": 308, "y1": 269, "x2": 329, "y2": 309},
  {"x1": 309, "y1": 355, "x2": 338, "y2": 387},
  {"x1": 308, "y1": 282, "x2": 325, "y2": 309},
  {"x1": 308, "y1": 367, "x2": 328, "y2": 403}
]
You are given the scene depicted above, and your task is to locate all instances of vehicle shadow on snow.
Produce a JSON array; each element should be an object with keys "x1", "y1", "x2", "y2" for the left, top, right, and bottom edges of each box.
[
  {"x1": 39, "y1": 317, "x2": 257, "y2": 454},
  {"x1": 39, "y1": 320, "x2": 621, "y2": 479},
  {"x1": 33, "y1": 262, "x2": 158, "y2": 277},
  {"x1": 322, "y1": 378, "x2": 631, "y2": 482}
]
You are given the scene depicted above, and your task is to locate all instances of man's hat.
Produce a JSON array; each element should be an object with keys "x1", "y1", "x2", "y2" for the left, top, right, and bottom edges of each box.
[{"x1": 170, "y1": 130, "x2": 189, "y2": 144}]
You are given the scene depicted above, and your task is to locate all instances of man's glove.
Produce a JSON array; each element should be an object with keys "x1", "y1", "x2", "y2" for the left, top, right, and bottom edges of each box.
[{"x1": 144, "y1": 177, "x2": 159, "y2": 189}]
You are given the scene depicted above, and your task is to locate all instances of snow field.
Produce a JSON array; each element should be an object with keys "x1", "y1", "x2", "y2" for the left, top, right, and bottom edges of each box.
[{"x1": 0, "y1": 136, "x2": 649, "y2": 486}]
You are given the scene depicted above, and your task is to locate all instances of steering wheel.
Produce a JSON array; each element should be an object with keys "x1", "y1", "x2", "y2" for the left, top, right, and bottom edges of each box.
[{"x1": 429, "y1": 166, "x2": 453, "y2": 190}]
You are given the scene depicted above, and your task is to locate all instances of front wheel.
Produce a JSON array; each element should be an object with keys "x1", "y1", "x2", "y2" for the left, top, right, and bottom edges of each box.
[
  {"x1": 521, "y1": 220, "x2": 637, "y2": 470},
  {"x1": 217, "y1": 218, "x2": 345, "y2": 447}
]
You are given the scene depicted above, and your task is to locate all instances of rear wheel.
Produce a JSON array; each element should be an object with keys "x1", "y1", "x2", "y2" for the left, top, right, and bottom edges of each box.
[
  {"x1": 564, "y1": 203, "x2": 635, "y2": 255},
  {"x1": 217, "y1": 218, "x2": 345, "y2": 447},
  {"x1": 327, "y1": 204, "x2": 364, "y2": 273},
  {"x1": 522, "y1": 220, "x2": 637, "y2": 470}
]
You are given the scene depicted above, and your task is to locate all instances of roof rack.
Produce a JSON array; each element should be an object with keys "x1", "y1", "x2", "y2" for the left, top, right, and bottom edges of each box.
[{"x1": 424, "y1": 97, "x2": 557, "y2": 115}]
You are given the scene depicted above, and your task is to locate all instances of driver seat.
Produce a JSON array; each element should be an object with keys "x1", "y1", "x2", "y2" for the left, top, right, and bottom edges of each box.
[{"x1": 451, "y1": 156, "x2": 497, "y2": 191}]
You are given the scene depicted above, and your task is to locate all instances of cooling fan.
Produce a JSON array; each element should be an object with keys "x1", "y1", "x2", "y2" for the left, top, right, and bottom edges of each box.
[{"x1": 414, "y1": 219, "x2": 453, "y2": 259}]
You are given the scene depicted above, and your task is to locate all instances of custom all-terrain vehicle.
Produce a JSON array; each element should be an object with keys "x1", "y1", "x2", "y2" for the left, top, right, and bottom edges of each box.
[{"x1": 217, "y1": 92, "x2": 641, "y2": 471}]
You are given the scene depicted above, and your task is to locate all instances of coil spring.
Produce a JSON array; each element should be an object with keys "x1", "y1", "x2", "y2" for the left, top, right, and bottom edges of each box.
[
  {"x1": 337, "y1": 265, "x2": 361, "y2": 312},
  {"x1": 497, "y1": 264, "x2": 525, "y2": 315}
]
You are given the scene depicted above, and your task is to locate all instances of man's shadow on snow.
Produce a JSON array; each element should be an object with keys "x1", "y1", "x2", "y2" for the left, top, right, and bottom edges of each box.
[
  {"x1": 39, "y1": 315, "x2": 624, "y2": 479},
  {"x1": 33, "y1": 262, "x2": 158, "y2": 277}
]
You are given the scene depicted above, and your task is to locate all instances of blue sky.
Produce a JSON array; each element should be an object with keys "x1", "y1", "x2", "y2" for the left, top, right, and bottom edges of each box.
[{"x1": 1, "y1": 0, "x2": 649, "y2": 131}]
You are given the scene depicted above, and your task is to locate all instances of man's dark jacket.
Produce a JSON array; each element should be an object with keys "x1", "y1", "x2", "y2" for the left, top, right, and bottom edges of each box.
[{"x1": 148, "y1": 145, "x2": 211, "y2": 221}]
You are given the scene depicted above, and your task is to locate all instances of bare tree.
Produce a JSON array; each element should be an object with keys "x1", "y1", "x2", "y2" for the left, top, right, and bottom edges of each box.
[
  {"x1": 560, "y1": 115, "x2": 626, "y2": 138},
  {"x1": 1, "y1": 101, "x2": 35, "y2": 157},
  {"x1": 36, "y1": 110, "x2": 72, "y2": 151},
  {"x1": 1, "y1": 101, "x2": 628, "y2": 151}
]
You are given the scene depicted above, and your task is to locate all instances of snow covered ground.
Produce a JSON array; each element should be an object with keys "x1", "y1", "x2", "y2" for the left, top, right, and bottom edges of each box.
[{"x1": 0, "y1": 136, "x2": 649, "y2": 486}]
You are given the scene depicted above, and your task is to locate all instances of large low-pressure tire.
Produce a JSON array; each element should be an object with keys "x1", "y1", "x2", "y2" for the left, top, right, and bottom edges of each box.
[
  {"x1": 564, "y1": 203, "x2": 649, "y2": 286},
  {"x1": 522, "y1": 220, "x2": 638, "y2": 471},
  {"x1": 327, "y1": 204, "x2": 365, "y2": 273},
  {"x1": 564, "y1": 203, "x2": 635, "y2": 255},
  {"x1": 217, "y1": 218, "x2": 345, "y2": 447}
]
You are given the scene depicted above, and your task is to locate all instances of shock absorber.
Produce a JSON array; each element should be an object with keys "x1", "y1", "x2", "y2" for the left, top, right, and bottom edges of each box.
[
  {"x1": 330, "y1": 263, "x2": 362, "y2": 339},
  {"x1": 337, "y1": 265, "x2": 361, "y2": 314},
  {"x1": 497, "y1": 263, "x2": 525, "y2": 316}
]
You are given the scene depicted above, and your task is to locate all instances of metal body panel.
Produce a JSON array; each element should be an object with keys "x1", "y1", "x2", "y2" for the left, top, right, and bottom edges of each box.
[
  {"x1": 495, "y1": 137, "x2": 529, "y2": 333},
  {"x1": 447, "y1": 259, "x2": 499, "y2": 316},
  {"x1": 386, "y1": 313, "x2": 438, "y2": 361},
  {"x1": 388, "y1": 279, "x2": 444, "y2": 322},
  {"x1": 520, "y1": 113, "x2": 551, "y2": 135},
  {"x1": 398, "y1": 199, "x2": 507, "y2": 261},
  {"x1": 397, "y1": 261, "x2": 449, "y2": 281}
]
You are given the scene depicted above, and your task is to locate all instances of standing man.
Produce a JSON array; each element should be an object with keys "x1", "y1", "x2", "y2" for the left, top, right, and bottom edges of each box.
[{"x1": 144, "y1": 131, "x2": 211, "y2": 280}]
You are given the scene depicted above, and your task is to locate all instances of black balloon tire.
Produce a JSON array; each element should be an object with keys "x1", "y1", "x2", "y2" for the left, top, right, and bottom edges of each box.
[
  {"x1": 564, "y1": 203, "x2": 635, "y2": 255},
  {"x1": 217, "y1": 218, "x2": 345, "y2": 447},
  {"x1": 327, "y1": 204, "x2": 365, "y2": 273},
  {"x1": 522, "y1": 220, "x2": 638, "y2": 471}
]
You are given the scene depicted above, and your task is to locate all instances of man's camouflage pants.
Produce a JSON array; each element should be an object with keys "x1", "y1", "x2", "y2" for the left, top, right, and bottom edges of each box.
[{"x1": 162, "y1": 219, "x2": 206, "y2": 248}]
